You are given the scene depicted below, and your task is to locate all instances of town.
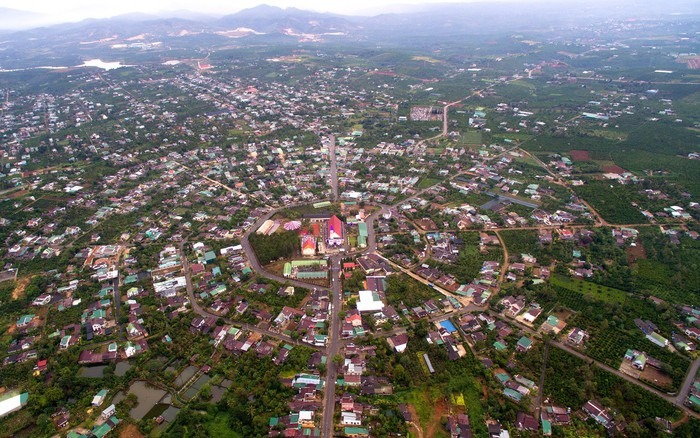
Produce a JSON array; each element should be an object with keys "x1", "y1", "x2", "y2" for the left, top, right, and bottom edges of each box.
[{"x1": 0, "y1": 2, "x2": 699, "y2": 437}]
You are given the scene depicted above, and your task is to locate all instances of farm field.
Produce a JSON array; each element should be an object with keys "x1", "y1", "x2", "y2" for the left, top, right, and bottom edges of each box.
[
  {"x1": 550, "y1": 275, "x2": 627, "y2": 304},
  {"x1": 573, "y1": 180, "x2": 646, "y2": 224}
]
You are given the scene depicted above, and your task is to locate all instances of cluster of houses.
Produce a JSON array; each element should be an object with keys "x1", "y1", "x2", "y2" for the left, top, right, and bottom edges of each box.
[
  {"x1": 268, "y1": 373, "x2": 324, "y2": 437},
  {"x1": 635, "y1": 319, "x2": 669, "y2": 349},
  {"x1": 272, "y1": 288, "x2": 330, "y2": 347},
  {"x1": 495, "y1": 370, "x2": 537, "y2": 404}
]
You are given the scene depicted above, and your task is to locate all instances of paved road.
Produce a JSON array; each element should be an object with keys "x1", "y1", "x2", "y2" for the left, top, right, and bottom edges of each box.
[
  {"x1": 677, "y1": 357, "x2": 700, "y2": 405},
  {"x1": 328, "y1": 135, "x2": 338, "y2": 202},
  {"x1": 320, "y1": 256, "x2": 343, "y2": 437},
  {"x1": 111, "y1": 275, "x2": 124, "y2": 342},
  {"x1": 494, "y1": 230, "x2": 509, "y2": 286},
  {"x1": 534, "y1": 341, "x2": 549, "y2": 418}
]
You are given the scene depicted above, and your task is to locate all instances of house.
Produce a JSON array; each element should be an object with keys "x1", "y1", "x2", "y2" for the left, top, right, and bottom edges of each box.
[
  {"x1": 647, "y1": 332, "x2": 669, "y2": 348},
  {"x1": 516, "y1": 337, "x2": 533, "y2": 352},
  {"x1": 60, "y1": 334, "x2": 79, "y2": 349},
  {"x1": 356, "y1": 290, "x2": 384, "y2": 313},
  {"x1": 92, "y1": 389, "x2": 108, "y2": 407},
  {"x1": 124, "y1": 340, "x2": 148, "y2": 358},
  {"x1": 341, "y1": 412, "x2": 362, "y2": 426},
  {"x1": 487, "y1": 422, "x2": 509, "y2": 438},
  {"x1": 32, "y1": 294, "x2": 52, "y2": 306},
  {"x1": 541, "y1": 405, "x2": 571, "y2": 427},
  {"x1": 344, "y1": 426, "x2": 369, "y2": 437},
  {"x1": 16, "y1": 314, "x2": 35, "y2": 328},
  {"x1": 515, "y1": 412, "x2": 538, "y2": 431},
  {"x1": 0, "y1": 392, "x2": 29, "y2": 418},
  {"x1": 582, "y1": 400, "x2": 615, "y2": 430},
  {"x1": 387, "y1": 333, "x2": 409, "y2": 353},
  {"x1": 567, "y1": 328, "x2": 589, "y2": 346},
  {"x1": 448, "y1": 413, "x2": 471, "y2": 437},
  {"x1": 504, "y1": 388, "x2": 523, "y2": 402},
  {"x1": 53, "y1": 411, "x2": 70, "y2": 429},
  {"x1": 33, "y1": 359, "x2": 48, "y2": 376},
  {"x1": 624, "y1": 349, "x2": 647, "y2": 370},
  {"x1": 522, "y1": 307, "x2": 542, "y2": 324},
  {"x1": 101, "y1": 404, "x2": 116, "y2": 420},
  {"x1": 635, "y1": 319, "x2": 657, "y2": 335}
]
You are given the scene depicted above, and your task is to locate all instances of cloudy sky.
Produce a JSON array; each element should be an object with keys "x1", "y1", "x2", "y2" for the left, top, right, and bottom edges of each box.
[{"x1": 1, "y1": 0, "x2": 521, "y2": 20}]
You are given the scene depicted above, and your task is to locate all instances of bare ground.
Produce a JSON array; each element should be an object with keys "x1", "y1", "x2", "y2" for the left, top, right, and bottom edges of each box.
[
  {"x1": 425, "y1": 397, "x2": 448, "y2": 438},
  {"x1": 12, "y1": 277, "x2": 31, "y2": 300},
  {"x1": 408, "y1": 403, "x2": 422, "y2": 436},
  {"x1": 119, "y1": 423, "x2": 145, "y2": 438},
  {"x1": 626, "y1": 244, "x2": 647, "y2": 265}
]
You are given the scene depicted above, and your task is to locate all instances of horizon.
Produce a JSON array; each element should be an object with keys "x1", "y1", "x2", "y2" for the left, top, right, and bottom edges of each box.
[
  {"x1": 1, "y1": 0, "x2": 669, "y2": 29},
  {"x1": 1, "y1": 0, "x2": 506, "y2": 21}
]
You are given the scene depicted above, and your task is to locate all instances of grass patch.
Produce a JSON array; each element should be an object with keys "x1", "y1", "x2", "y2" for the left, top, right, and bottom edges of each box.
[
  {"x1": 416, "y1": 352, "x2": 430, "y2": 376},
  {"x1": 278, "y1": 370, "x2": 297, "y2": 379},
  {"x1": 460, "y1": 131, "x2": 483, "y2": 145},
  {"x1": 207, "y1": 413, "x2": 243, "y2": 438},
  {"x1": 452, "y1": 393, "x2": 466, "y2": 407},
  {"x1": 550, "y1": 275, "x2": 627, "y2": 304},
  {"x1": 416, "y1": 177, "x2": 442, "y2": 189},
  {"x1": 586, "y1": 129, "x2": 628, "y2": 141}
]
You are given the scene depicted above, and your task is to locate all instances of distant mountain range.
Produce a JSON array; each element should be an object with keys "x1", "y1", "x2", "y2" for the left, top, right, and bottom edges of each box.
[
  {"x1": 2, "y1": 1, "x2": 699, "y2": 35},
  {"x1": 0, "y1": 1, "x2": 698, "y2": 66},
  {"x1": 0, "y1": 7, "x2": 53, "y2": 30}
]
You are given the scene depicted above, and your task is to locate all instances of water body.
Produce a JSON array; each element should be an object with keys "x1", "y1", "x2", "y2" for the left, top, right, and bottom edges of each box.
[
  {"x1": 115, "y1": 362, "x2": 132, "y2": 377},
  {"x1": 173, "y1": 365, "x2": 198, "y2": 389},
  {"x1": 210, "y1": 385, "x2": 226, "y2": 403},
  {"x1": 78, "y1": 365, "x2": 106, "y2": 378},
  {"x1": 182, "y1": 374, "x2": 211, "y2": 401},
  {"x1": 79, "y1": 59, "x2": 133, "y2": 70},
  {"x1": 0, "y1": 60, "x2": 134, "y2": 72},
  {"x1": 127, "y1": 381, "x2": 168, "y2": 420}
]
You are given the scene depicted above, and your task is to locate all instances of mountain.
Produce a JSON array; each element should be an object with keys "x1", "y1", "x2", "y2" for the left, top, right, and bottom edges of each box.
[
  {"x1": 0, "y1": 8, "x2": 52, "y2": 31},
  {"x1": 217, "y1": 5, "x2": 360, "y2": 35}
]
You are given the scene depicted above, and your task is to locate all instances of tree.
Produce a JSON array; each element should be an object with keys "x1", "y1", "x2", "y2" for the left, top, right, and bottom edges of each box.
[{"x1": 199, "y1": 383, "x2": 212, "y2": 401}]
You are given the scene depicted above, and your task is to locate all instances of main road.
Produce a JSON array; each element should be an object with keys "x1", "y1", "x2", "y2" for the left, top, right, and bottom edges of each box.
[
  {"x1": 320, "y1": 256, "x2": 343, "y2": 437},
  {"x1": 328, "y1": 135, "x2": 339, "y2": 202}
]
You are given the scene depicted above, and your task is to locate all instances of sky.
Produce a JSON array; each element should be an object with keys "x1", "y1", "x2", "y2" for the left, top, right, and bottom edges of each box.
[{"x1": 0, "y1": 0, "x2": 522, "y2": 21}]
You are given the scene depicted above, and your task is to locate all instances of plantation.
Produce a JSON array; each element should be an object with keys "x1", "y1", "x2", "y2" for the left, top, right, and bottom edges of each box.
[
  {"x1": 573, "y1": 180, "x2": 646, "y2": 225},
  {"x1": 550, "y1": 275, "x2": 627, "y2": 304},
  {"x1": 543, "y1": 348, "x2": 681, "y2": 425}
]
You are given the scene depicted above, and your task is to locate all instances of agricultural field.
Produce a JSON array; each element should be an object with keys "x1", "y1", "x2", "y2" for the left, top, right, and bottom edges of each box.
[
  {"x1": 459, "y1": 130, "x2": 483, "y2": 146},
  {"x1": 573, "y1": 181, "x2": 647, "y2": 225},
  {"x1": 550, "y1": 274, "x2": 627, "y2": 304},
  {"x1": 543, "y1": 348, "x2": 682, "y2": 424}
]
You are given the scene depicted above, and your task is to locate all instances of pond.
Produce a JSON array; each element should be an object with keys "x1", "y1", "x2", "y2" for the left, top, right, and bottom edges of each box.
[
  {"x1": 112, "y1": 391, "x2": 125, "y2": 405},
  {"x1": 78, "y1": 365, "x2": 106, "y2": 378},
  {"x1": 174, "y1": 366, "x2": 199, "y2": 389},
  {"x1": 127, "y1": 381, "x2": 168, "y2": 420},
  {"x1": 115, "y1": 362, "x2": 132, "y2": 377},
  {"x1": 210, "y1": 385, "x2": 226, "y2": 403},
  {"x1": 182, "y1": 374, "x2": 211, "y2": 401}
]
